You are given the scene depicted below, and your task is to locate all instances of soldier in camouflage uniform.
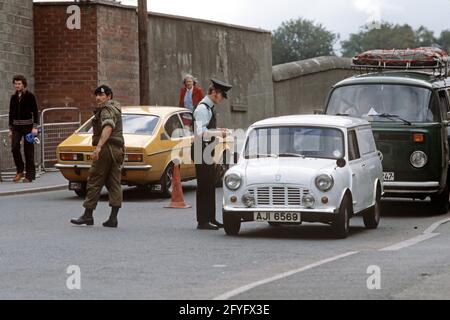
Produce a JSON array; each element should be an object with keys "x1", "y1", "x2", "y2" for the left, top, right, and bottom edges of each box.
[{"x1": 71, "y1": 85, "x2": 125, "y2": 228}]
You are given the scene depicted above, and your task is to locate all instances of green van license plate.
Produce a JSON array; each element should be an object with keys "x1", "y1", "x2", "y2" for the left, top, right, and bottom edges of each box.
[{"x1": 383, "y1": 172, "x2": 395, "y2": 181}]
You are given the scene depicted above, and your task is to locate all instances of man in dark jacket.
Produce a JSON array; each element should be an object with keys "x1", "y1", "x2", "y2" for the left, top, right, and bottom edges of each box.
[{"x1": 8, "y1": 75, "x2": 39, "y2": 183}]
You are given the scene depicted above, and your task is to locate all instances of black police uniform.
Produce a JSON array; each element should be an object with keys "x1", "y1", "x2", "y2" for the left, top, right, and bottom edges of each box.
[
  {"x1": 194, "y1": 103, "x2": 218, "y2": 228},
  {"x1": 193, "y1": 79, "x2": 231, "y2": 230}
]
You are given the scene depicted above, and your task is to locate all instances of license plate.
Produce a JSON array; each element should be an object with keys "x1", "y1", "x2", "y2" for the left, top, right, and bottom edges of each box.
[
  {"x1": 69, "y1": 182, "x2": 83, "y2": 191},
  {"x1": 152, "y1": 184, "x2": 162, "y2": 192},
  {"x1": 383, "y1": 172, "x2": 395, "y2": 181},
  {"x1": 254, "y1": 212, "x2": 301, "y2": 223}
]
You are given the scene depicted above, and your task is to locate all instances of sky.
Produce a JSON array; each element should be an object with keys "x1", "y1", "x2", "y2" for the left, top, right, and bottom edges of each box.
[{"x1": 35, "y1": 0, "x2": 450, "y2": 51}]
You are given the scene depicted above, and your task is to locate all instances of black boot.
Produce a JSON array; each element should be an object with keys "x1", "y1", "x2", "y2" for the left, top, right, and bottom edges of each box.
[
  {"x1": 71, "y1": 208, "x2": 94, "y2": 226},
  {"x1": 103, "y1": 207, "x2": 120, "y2": 228}
]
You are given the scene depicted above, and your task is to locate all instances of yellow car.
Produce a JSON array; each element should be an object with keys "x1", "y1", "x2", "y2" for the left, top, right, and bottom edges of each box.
[{"x1": 55, "y1": 106, "x2": 234, "y2": 197}]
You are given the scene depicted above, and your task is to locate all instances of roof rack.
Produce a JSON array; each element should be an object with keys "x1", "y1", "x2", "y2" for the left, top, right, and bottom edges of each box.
[{"x1": 351, "y1": 48, "x2": 450, "y2": 78}]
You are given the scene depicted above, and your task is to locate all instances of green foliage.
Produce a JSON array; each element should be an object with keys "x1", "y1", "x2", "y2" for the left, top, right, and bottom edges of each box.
[
  {"x1": 272, "y1": 18, "x2": 337, "y2": 65},
  {"x1": 438, "y1": 30, "x2": 450, "y2": 53},
  {"x1": 341, "y1": 22, "x2": 438, "y2": 57}
]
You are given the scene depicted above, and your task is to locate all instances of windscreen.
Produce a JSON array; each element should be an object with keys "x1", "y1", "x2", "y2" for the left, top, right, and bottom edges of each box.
[
  {"x1": 245, "y1": 126, "x2": 345, "y2": 160},
  {"x1": 327, "y1": 84, "x2": 434, "y2": 122}
]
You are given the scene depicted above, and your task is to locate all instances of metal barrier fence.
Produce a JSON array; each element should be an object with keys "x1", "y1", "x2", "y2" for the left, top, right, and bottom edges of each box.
[
  {"x1": 40, "y1": 108, "x2": 81, "y2": 170},
  {"x1": 0, "y1": 107, "x2": 81, "y2": 178}
]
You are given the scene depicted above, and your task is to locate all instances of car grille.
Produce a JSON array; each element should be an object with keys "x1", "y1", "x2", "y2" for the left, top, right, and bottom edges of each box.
[{"x1": 248, "y1": 186, "x2": 309, "y2": 207}]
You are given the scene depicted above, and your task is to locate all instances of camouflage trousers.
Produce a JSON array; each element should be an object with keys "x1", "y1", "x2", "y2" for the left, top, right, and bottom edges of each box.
[{"x1": 83, "y1": 144, "x2": 124, "y2": 210}]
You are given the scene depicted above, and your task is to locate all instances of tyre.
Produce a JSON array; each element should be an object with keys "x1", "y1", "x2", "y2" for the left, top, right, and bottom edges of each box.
[
  {"x1": 160, "y1": 163, "x2": 174, "y2": 198},
  {"x1": 363, "y1": 187, "x2": 381, "y2": 229},
  {"x1": 223, "y1": 213, "x2": 241, "y2": 236},
  {"x1": 430, "y1": 185, "x2": 450, "y2": 215},
  {"x1": 333, "y1": 196, "x2": 351, "y2": 239}
]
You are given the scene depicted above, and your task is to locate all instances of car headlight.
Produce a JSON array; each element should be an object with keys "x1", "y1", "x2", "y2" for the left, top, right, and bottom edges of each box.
[
  {"x1": 242, "y1": 193, "x2": 255, "y2": 207},
  {"x1": 410, "y1": 151, "x2": 428, "y2": 168},
  {"x1": 225, "y1": 173, "x2": 242, "y2": 190},
  {"x1": 315, "y1": 174, "x2": 334, "y2": 192},
  {"x1": 302, "y1": 194, "x2": 316, "y2": 208}
]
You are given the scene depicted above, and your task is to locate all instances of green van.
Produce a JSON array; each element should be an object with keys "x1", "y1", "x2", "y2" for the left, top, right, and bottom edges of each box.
[{"x1": 325, "y1": 61, "x2": 450, "y2": 213}]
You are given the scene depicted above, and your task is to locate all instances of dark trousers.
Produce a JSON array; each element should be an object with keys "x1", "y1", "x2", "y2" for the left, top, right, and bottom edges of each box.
[
  {"x1": 11, "y1": 126, "x2": 35, "y2": 180},
  {"x1": 83, "y1": 144, "x2": 124, "y2": 210},
  {"x1": 195, "y1": 163, "x2": 217, "y2": 224}
]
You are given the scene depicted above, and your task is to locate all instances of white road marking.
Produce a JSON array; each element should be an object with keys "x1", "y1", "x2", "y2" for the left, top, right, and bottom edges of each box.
[
  {"x1": 213, "y1": 251, "x2": 358, "y2": 300},
  {"x1": 380, "y1": 217, "x2": 450, "y2": 252},
  {"x1": 423, "y1": 218, "x2": 450, "y2": 235}
]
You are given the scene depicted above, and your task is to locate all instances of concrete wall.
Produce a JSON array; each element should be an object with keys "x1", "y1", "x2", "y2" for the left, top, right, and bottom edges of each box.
[
  {"x1": 33, "y1": 1, "x2": 274, "y2": 129},
  {"x1": 273, "y1": 56, "x2": 355, "y2": 116},
  {"x1": 97, "y1": 4, "x2": 139, "y2": 107},
  {"x1": 148, "y1": 13, "x2": 274, "y2": 129},
  {"x1": 0, "y1": 0, "x2": 34, "y2": 115}
]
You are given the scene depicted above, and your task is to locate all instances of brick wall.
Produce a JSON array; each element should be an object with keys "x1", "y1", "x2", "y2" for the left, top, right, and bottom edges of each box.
[
  {"x1": 97, "y1": 5, "x2": 139, "y2": 107},
  {"x1": 0, "y1": 0, "x2": 34, "y2": 116},
  {"x1": 34, "y1": 1, "x2": 274, "y2": 129},
  {"x1": 34, "y1": 3, "x2": 98, "y2": 122}
]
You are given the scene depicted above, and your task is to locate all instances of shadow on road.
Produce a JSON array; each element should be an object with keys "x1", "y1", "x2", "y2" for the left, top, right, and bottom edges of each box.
[
  {"x1": 236, "y1": 224, "x2": 367, "y2": 241},
  {"x1": 381, "y1": 199, "x2": 447, "y2": 218}
]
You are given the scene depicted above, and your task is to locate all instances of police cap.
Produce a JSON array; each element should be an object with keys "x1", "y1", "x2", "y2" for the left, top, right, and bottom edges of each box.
[{"x1": 211, "y1": 78, "x2": 232, "y2": 99}]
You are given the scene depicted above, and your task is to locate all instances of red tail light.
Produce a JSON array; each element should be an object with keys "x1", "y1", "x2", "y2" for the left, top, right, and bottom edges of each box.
[
  {"x1": 60, "y1": 153, "x2": 83, "y2": 161},
  {"x1": 125, "y1": 154, "x2": 144, "y2": 162}
]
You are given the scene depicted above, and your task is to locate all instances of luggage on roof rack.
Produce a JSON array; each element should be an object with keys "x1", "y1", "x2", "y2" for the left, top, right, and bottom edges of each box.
[{"x1": 352, "y1": 47, "x2": 449, "y2": 76}]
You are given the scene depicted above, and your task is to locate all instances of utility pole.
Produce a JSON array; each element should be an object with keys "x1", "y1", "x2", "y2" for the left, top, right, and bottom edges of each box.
[{"x1": 138, "y1": 0, "x2": 150, "y2": 105}]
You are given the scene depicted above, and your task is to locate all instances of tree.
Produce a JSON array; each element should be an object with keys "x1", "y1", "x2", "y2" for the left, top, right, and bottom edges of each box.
[
  {"x1": 438, "y1": 30, "x2": 450, "y2": 53},
  {"x1": 341, "y1": 22, "x2": 437, "y2": 57},
  {"x1": 272, "y1": 18, "x2": 337, "y2": 65}
]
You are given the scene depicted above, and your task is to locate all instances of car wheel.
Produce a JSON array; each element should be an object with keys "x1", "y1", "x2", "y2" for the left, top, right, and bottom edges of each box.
[
  {"x1": 333, "y1": 196, "x2": 351, "y2": 239},
  {"x1": 364, "y1": 188, "x2": 381, "y2": 229},
  {"x1": 74, "y1": 183, "x2": 87, "y2": 198},
  {"x1": 223, "y1": 213, "x2": 241, "y2": 236},
  {"x1": 430, "y1": 185, "x2": 450, "y2": 215},
  {"x1": 160, "y1": 163, "x2": 174, "y2": 198}
]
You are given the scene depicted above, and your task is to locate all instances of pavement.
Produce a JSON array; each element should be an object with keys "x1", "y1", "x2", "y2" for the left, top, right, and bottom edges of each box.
[{"x1": 0, "y1": 170, "x2": 67, "y2": 196}]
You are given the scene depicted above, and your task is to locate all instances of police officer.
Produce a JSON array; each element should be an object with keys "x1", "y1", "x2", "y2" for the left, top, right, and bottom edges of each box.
[
  {"x1": 193, "y1": 78, "x2": 232, "y2": 230},
  {"x1": 71, "y1": 85, "x2": 125, "y2": 228}
]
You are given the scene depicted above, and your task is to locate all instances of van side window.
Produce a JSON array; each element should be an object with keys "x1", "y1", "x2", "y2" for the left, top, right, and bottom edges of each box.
[
  {"x1": 438, "y1": 90, "x2": 450, "y2": 119},
  {"x1": 348, "y1": 130, "x2": 360, "y2": 161}
]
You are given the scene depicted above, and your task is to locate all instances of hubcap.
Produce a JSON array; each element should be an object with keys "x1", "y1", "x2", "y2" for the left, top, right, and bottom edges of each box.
[{"x1": 167, "y1": 167, "x2": 173, "y2": 193}]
